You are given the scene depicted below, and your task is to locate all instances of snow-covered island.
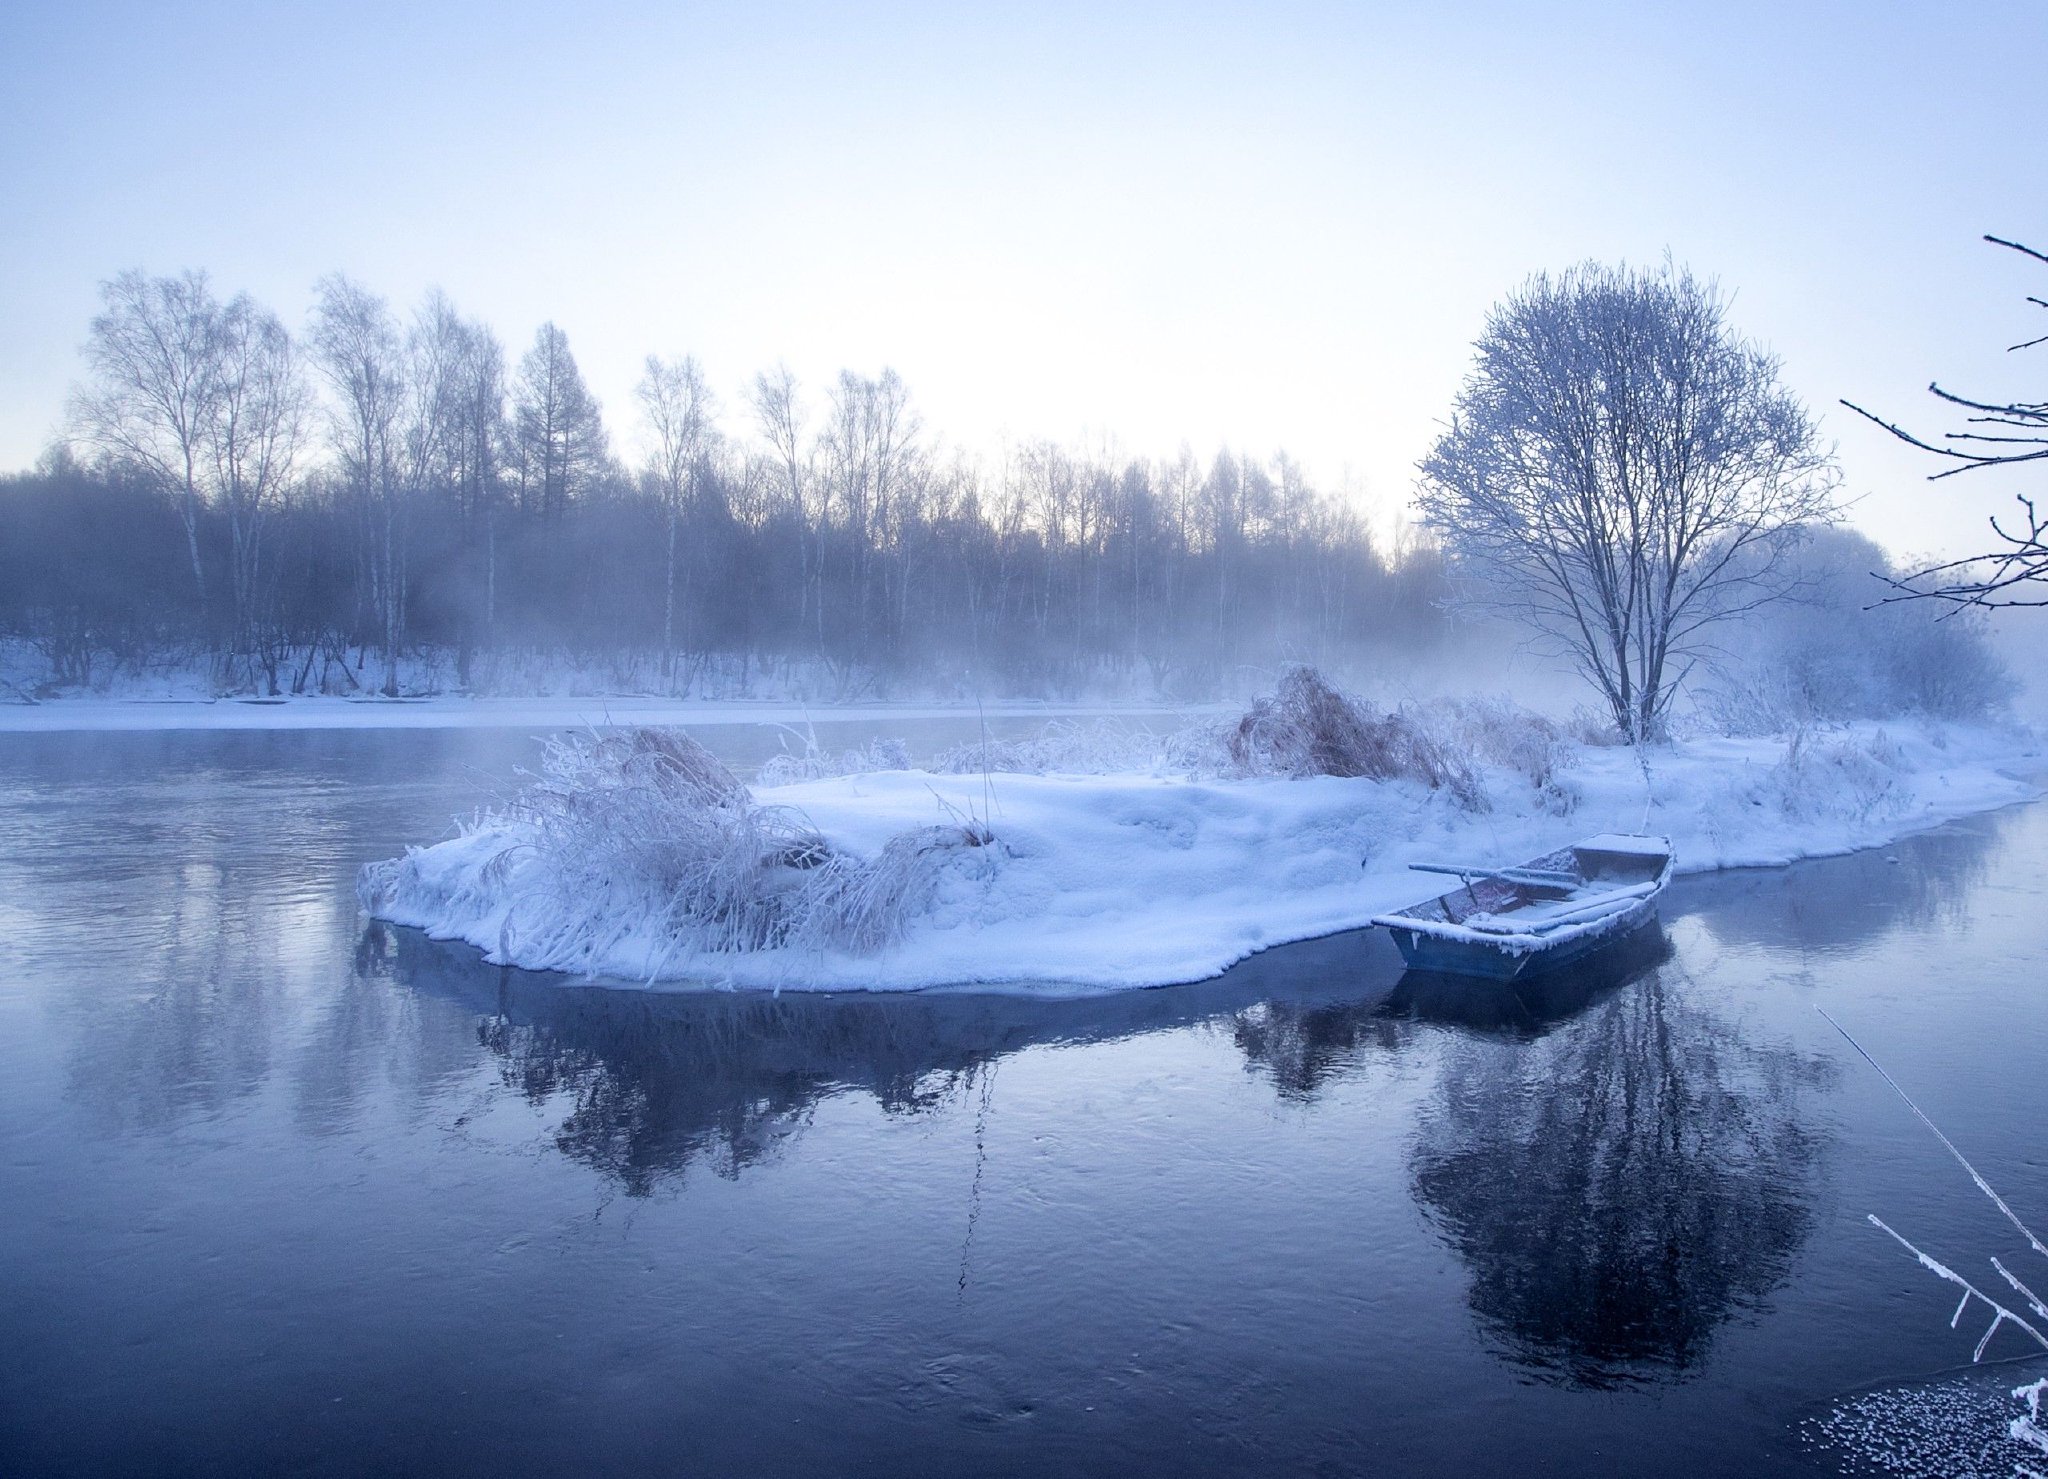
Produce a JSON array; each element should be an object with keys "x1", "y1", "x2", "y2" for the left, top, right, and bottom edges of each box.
[{"x1": 358, "y1": 671, "x2": 2043, "y2": 993}]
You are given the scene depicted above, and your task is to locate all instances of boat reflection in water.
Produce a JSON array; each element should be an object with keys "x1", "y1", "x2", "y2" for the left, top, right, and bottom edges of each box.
[
  {"x1": 1404, "y1": 922, "x2": 1827, "y2": 1390},
  {"x1": 1381, "y1": 919, "x2": 1675, "y2": 1037}
]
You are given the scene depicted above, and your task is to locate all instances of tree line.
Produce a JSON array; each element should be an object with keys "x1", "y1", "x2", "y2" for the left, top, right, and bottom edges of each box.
[{"x1": 1, "y1": 270, "x2": 1447, "y2": 699}]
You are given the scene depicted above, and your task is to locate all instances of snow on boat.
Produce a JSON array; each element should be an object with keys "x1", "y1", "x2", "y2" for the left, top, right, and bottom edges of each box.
[{"x1": 1371, "y1": 834, "x2": 1673, "y2": 981}]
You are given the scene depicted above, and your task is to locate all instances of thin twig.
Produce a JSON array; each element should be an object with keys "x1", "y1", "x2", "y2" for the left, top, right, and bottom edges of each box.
[{"x1": 1819, "y1": 1007, "x2": 2048, "y2": 1262}]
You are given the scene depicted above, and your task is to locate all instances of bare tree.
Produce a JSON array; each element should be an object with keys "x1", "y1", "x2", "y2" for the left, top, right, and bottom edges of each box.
[
  {"x1": 749, "y1": 365, "x2": 818, "y2": 647},
  {"x1": 309, "y1": 274, "x2": 407, "y2": 693},
  {"x1": 1418, "y1": 261, "x2": 1839, "y2": 740},
  {"x1": 820, "y1": 369, "x2": 920, "y2": 660},
  {"x1": 1844, "y1": 235, "x2": 2048, "y2": 609},
  {"x1": 636, "y1": 353, "x2": 715, "y2": 677},
  {"x1": 70, "y1": 270, "x2": 224, "y2": 603},
  {"x1": 207, "y1": 293, "x2": 309, "y2": 669},
  {"x1": 446, "y1": 316, "x2": 508, "y2": 659},
  {"x1": 70, "y1": 271, "x2": 309, "y2": 670}
]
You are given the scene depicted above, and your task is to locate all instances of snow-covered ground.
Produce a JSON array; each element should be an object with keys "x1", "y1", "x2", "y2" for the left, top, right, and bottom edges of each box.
[{"x1": 359, "y1": 720, "x2": 2043, "y2": 993}]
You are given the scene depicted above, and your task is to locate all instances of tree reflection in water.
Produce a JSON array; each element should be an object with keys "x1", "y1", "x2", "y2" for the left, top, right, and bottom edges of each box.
[
  {"x1": 357, "y1": 922, "x2": 1401, "y2": 1197},
  {"x1": 365, "y1": 910, "x2": 1828, "y2": 1389},
  {"x1": 359, "y1": 926, "x2": 1023, "y2": 1195},
  {"x1": 1408, "y1": 936, "x2": 1827, "y2": 1389}
]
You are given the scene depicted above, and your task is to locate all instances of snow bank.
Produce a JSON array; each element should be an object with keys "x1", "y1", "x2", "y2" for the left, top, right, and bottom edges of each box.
[{"x1": 358, "y1": 717, "x2": 2041, "y2": 993}]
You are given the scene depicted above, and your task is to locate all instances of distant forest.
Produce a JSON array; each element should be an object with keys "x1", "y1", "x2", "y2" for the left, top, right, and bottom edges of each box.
[{"x1": 0, "y1": 271, "x2": 1447, "y2": 700}]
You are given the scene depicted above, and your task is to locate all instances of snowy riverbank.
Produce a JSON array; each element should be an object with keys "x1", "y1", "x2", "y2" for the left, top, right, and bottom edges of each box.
[
  {"x1": 0, "y1": 693, "x2": 1207, "y2": 733},
  {"x1": 358, "y1": 719, "x2": 2043, "y2": 993}
]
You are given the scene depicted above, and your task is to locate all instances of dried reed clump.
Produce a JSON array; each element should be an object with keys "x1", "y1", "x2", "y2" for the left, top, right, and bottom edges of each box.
[
  {"x1": 509, "y1": 728, "x2": 992, "y2": 962},
  {"x1": 1226, "y1": 666, "x2": 1486, "y2": 808}
]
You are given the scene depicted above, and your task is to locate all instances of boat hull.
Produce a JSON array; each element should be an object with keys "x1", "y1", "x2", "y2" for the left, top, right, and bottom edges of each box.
[
  {"x1": 1374, "y1": 834, "x2": 1674, "y2": 982},
  {"x1": 1384, "y1": 899, "x2": 1661, "y2": 981}
]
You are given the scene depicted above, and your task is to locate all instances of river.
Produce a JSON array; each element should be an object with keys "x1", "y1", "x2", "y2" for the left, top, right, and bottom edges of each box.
[{"x1": 2, "y1": 723, "x2": 2042, "y2": 1476}]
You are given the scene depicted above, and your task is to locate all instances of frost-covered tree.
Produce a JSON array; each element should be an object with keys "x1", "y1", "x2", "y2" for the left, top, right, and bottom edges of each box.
[
  {"x1": 1845, "y1": 235, "x2": 2048, "y2": 609},
  {"x1": 1419, "y1": 261, "x2": 1839, "y2": 741},
  {"x1": 206, "y1": 292, "x2": 309, "y2": 663},
  {"x1": 749, "y1": 365, "x2": 819, "y2": 645}
]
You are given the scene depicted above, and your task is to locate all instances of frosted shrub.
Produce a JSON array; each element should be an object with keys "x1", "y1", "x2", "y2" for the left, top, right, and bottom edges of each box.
[
  {"x1": 1702, "y1": 528, "x2": 2012, "y2": 731},
  {"x1": 1226, "y1": 666, "x2": 1486, "y2": 809},
  {"x1": 1755, "y1": 727, "x2": 1907, "y2": 824},
  {"x1": 360, "y1": 728, "x2": 994, "y2": 969},
  {"x1": 757, "y1": 733, "x2": 914, "y2": 787},
  {"x1": 1695, "y1": 668, "x2": 1810, "y2": 738},
  {"x1": 1418, "y1": 696, "x2": 1580, "y2": 813},
  {"x1": 1565, "y1": 705, "x2": 1633, "y2": 747}
]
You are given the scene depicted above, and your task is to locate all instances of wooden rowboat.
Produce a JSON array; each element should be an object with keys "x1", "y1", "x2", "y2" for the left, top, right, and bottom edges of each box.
[{"x1": 1371, "y1": 834, "x2": 1673, "y2": 981}]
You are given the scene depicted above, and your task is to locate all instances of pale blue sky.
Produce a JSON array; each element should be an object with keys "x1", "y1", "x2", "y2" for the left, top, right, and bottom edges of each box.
[{"x1": 3, "y1": 1, "x2": 2043, "y2": 555}]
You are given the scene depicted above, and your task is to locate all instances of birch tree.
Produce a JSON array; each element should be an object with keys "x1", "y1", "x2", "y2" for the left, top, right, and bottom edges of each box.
[
  {"x1": 636, "y1": 353, "x2": 714, "y2": 676},
  {"x1": 749, "y1": 366, "x2": 817, "y2": 647},
  {"x1": 71, "y1": 271, "x2": 308, "y2": 667},
  {"x1": 206, "y1": 293, "x2": 309, "y2": 667},
  {"x1": 71, "y1": 271, "x2": 224, "y2": 605},
  {"x1": 310, "y1": 274, "x2": 407, "y2": 694},
  {"x1": 1418, "y1": 261, "x2": 1838, "y2": 740}
]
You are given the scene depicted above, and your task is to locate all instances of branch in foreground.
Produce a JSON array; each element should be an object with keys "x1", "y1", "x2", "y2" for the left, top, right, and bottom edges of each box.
[{"x1": 1867, "y1": 1215, "x2": 2048, "y2": 1361}]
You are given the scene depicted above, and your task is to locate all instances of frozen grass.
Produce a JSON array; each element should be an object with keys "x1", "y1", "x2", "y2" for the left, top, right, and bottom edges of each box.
[
  {"x1": 757, "y1": 731, "x2": 915, "y2": 787},
  {"x1": 358, "y1": 728, "x2": 996, "y2": 973},
  {"x1": 1750, "y1": 727, "x2": 1911, "y2": 825},
  {"x1": 930, "y1": 717, "x2": 1180, "y2": 778},
  {"x1": 1414, "y1": 695, "x2": 1579, "y2": 813}
]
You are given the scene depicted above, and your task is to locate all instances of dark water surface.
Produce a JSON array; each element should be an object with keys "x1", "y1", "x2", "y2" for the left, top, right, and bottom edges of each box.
[{"x1": 2, "y1": 726, "x2": 2044, "y2": 1477}]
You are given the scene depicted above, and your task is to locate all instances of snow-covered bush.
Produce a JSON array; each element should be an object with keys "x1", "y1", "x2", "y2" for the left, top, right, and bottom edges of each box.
[
  {"x1": 358, "y1": 729, "x2": 996, "y2": 966},
  {"x1": 1746, "y1": 726, "x2": 1908, "y2": 824},
  {"x1": 1225, "y1": 666, "x2": 1485, "y2": 808},
  {"x1": 1699, "y1": 529, "x2": 2010, "y2": 733},
  {"x1": 1416, "y1": 696, "x2": 1580, "y2": 813}
]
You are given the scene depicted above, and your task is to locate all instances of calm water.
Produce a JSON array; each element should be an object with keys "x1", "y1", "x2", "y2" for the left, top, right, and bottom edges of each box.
[{"x1": 2, "y1": 725, "x2": 2044, "y2": 1477}]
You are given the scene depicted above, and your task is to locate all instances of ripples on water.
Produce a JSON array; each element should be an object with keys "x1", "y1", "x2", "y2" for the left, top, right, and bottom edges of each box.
[{"x1": 1, "y1": 727, "x2": 2042, "y2": 1476}]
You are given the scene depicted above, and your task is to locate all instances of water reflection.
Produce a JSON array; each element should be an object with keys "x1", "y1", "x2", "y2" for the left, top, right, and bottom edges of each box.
[
  {"x1": 1410, "y1": 950, "x2": 1827, "y2": 1389},
  {"x1": 1382, "y1": 924, "x2": 1675, "y2": 1038},
  {"x1": 361, "y1": 922, "x2": 1412, "y2": 1194},
  {"x1": 1670, "y1": 808, "x2": 2006, "y2": 956}
]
